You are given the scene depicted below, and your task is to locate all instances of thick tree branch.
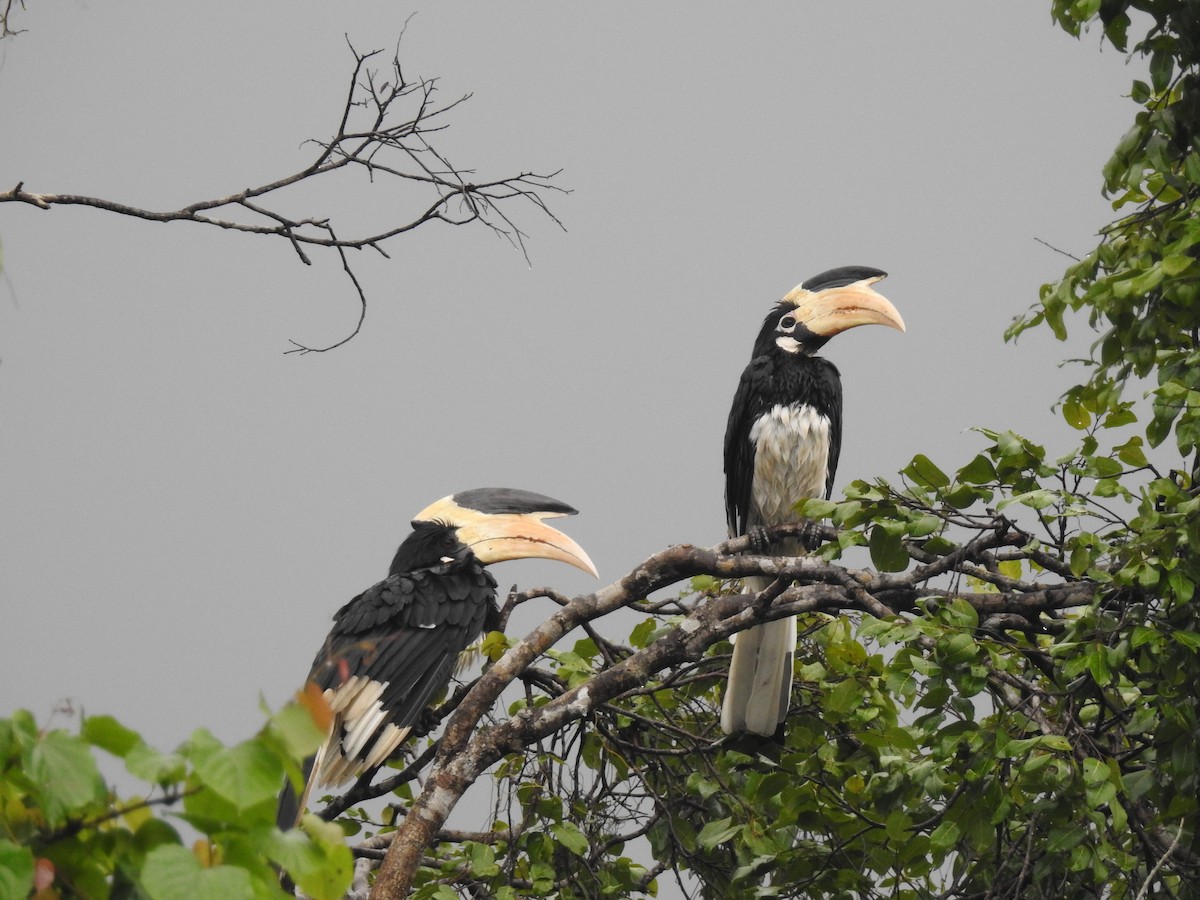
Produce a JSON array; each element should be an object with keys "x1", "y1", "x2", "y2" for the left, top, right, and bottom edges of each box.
[{"x1": 365, "y1": 521, "x2": 1108, "y2": 898}]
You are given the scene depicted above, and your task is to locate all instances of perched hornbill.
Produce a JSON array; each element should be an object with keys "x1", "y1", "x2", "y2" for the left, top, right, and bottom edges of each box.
[
  {"x1": 278, "y1": 488, "x2": 597, "y2": 827},
  {"x1": 721, "y1": 267, "x2": 904, "y2": 735}
]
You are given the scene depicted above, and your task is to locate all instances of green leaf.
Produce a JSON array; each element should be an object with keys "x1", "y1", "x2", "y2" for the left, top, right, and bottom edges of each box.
[
  {"x1": 1101, "y1": 407, "x2": 1137, "y2": 428},
  {"x1": 929, "y1": 820, "x2": 960, "y2": 853},
  {"x1": 0, "y1": 840, "x2": 34, "y2": 900},
  {"x1": 942, "y1": 597, "x2": 978, "y2": 630},
  {"x1": 261, "y1": 825, "x2": 354, "y2": 900},
  {"x1": 885, "y1": 808, "x2": 910, "y2": 842},
  {"x1": 480, "y1": 630, "x2": 511, "y2": 662},
  {"x1": 904, "y1": 454, "x2": 951, "y2": 489},
  {"x1": 629, "y1": 618, "x2": 657, "y2": 650},
  {"x1": 1174, "y1": 630, "x2": 1200, "y2": 651},
  {"x1": 1131, "y1": 625, "x2": 1161, "y2": 648},
  {"x1": 82, "y1": 714, "x2": 143, "y2": 758},
  {"x1": 140, "y1": 845, "x2": 255, "y2": 900},
  {"x1": 939, "y1": 633, "x2": 978, "y2": 666},
  {"x1": 30, "y1": 730, "x2": 105, "y2": 825},
  {"x1": 1089, "y1": 455, "x2": 1123, "y2": 477},
  {"x1": 1150, "y1": 46, "x2": 1174, "y2": 92},
  {"x1": 997, "y1": 489, "x2": 1057, "y2": 511},
  {"x1": 126, "y1": 742, "x2": 187, "y2": 786},
  {"x1": 268, "y1": 701, "x2": 327, "y2": 762},
  {"x1": 696, "y1": 817, "x2": 739, "y2": 850},
  {"x1": 827, "y1": 677, "x2": 863, "y2": 715},
  {"x1": 1081, "y1": 757, "x2": 1110, "y2": 786},
  {"x1": 908, "y1": 514, "x2": 942, "y2": 538},
  {"x1": 1087, "y1": 646, "x2": 1112, "y2": 685},
  {"x1": 1162, "y1": 253, "x2": 1193, "y2": 276},
  {"x1": 1115, "y1": 436, "x2": 1148, "y2": 467},
  {"x1": 869, "y1": 525, "x2": 909, "y2": 572},
  {"x1": 551, "y1": 821, "x2": 591, "y2": 857},
  {"x1": 795, "y1": 497, "x2": 837, "y2": 519},
  {"x1": 831, "y1": 499, "x2": 864, "y2": 527},
  {"x1": 922, "y1": 535, "x2": 958, "y2": 555},
  {"x1": 1070, "y1": 543, "x2": 1093, "y2": 577},
  {"x1": 1129, "y1": 262, "x2": 1164, "y2": 295},
  {"x1": 414, "y1": 887, "x2": 460, "y2": 900},
  {"x1": 1037, "y1": 734, "x2": 1073, "y2": 752},
  {"x1": 957, "y1": 454, "x2": 996, "y2": 485},
  {"x1": 189, "y1": 731, "x2": 281, "y2": 813},
  {"x1": 464, "y1": 841, "x2": 499, "y2": 878},
  {"x1": 1047, "y1": 822, "x2": 1087, "y2": 853},
  {"x1": 1063, "y1": 395, "x2": 1091, "y2": 429}
]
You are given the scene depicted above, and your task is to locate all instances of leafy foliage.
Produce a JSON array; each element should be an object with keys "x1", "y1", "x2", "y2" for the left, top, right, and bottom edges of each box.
[
  {"x1": 7, "y1": 5, "x2": 1200, "y2": 898},
  {"x1": 0, "y1": 702, "x2": 352, "y2": 899},
  {"x1": 356, "y1": 3, "x2": 1199, "y2": 895},
  {"x1": 1029, "y1": 0, "x2": 1200, "y2": 464}
]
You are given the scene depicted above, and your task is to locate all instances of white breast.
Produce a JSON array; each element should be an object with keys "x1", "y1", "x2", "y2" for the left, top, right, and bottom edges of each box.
[{"x1": 748, "y1": 403, "x2": 831, "y2": 526}]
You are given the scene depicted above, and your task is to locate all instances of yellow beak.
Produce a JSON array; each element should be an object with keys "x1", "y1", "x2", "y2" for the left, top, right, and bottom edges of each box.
[
  {"x1": 414, "y1": 489, "x2": 598, "y2": 577},
  {"x1": 782, "y1": 273, "x2": 906, "y2": 337}
]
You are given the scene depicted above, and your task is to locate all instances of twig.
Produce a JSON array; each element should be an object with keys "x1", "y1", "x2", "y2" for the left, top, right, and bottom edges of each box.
[
  {"x1": 1134, "y1": 818, "x2": 1186, "y2": 900},
  {"x1": 1, "y1": 37, "x2": 566, "y2": 352},
  {"x1": 1034, "y1": 235, "x2": 1083, "y2": 262}
]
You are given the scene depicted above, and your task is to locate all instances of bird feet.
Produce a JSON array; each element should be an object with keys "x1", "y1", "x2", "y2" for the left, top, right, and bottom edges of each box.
[
  {"x1": 416, "y1": 705, "x2": 443, "y2": 736},
  {"x1": 748, "y1": 521, "x2": 823, "y2": 553},
  {"x1": 747, "y1": 525, "x2": 773, "y2": 554},
  {"x1": 797, "y1": 518, "x2": 822, "y2": 553}
]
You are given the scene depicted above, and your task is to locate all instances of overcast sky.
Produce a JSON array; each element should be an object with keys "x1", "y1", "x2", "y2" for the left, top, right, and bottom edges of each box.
[{"x1": 1, "y1": 3, "x2": 1139, "y2": 770}]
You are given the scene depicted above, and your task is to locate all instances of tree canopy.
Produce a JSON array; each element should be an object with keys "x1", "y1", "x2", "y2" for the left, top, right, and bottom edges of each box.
[{"x1": 3, "y1": 3, "x2": 1200, "y2": 898}]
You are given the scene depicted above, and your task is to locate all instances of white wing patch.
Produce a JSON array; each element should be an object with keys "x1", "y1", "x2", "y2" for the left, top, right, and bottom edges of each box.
[
  {"x1": 316, "y1": 676, "x2": 411, "y2": 788},
  {"x1": 748, "y1": 403, "x2": 831, "y2": 525}
]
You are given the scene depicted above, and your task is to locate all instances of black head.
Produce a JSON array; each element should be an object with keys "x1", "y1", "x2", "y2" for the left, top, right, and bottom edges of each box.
[
  {"x1": 753, "y1": 301, "x2": 827, "y2": 358},
  {"x1": 389, "y1": 520, "x2": 471, "y2": 576}
]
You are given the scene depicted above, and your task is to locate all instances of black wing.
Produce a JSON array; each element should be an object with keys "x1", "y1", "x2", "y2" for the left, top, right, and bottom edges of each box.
[
  {"x1": 278, "y1": 561, "x2": 499, "y2": 827},
  {"x1": 724, "y1": 355, "x2": 775, "y2": 537},
  {"x1": 821, "y1": 363, "x2": 843, "y2": 500},
  {"x1": 310, "y1": 563, "x2": 498, "y2": 768}
]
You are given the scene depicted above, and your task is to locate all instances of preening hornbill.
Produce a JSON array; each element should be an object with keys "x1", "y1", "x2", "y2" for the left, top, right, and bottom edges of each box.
[
  {"x1": 278, "y1": 488, "x2": 597, "y2": 827},
  {"x1": 721, "y1": 267, "x2": 905, "y2": 735}
]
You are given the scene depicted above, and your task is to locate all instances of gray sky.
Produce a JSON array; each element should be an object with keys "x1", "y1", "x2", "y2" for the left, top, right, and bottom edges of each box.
[{"x1": 2, "y1": 2, "x2": 1136, "y2": 764}]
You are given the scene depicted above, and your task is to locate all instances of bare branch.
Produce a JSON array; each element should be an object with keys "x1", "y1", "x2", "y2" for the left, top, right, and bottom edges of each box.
[
  {"x1": 1, "y1": 36, "x2": 567, "y2": 352},
  {"x1": 1034, "y1": 235, "x2": 1083, "y2": 262},
  {"x1": 1134, "y1": 819, "x2": 1188, "y2": 900},
  {"x1": 0, "y1": 0, "x2": 24, "y2": 39}
]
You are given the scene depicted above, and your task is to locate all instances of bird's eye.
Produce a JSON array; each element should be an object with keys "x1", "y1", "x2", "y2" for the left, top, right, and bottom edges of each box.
[{"x1": 779, "y1": 315, "x2": 796, "y2": 331}]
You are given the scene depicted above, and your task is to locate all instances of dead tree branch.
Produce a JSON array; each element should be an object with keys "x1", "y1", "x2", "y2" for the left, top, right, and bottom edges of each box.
[
  {"x1": 0, "y1": 0, "x2": 23, "y2": 39},
  {"x1": 1, "y1": 36, "x2": 566, "y2": 352}
]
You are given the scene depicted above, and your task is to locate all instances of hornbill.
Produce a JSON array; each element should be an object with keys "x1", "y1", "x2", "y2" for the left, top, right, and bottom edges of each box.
[
  {"x1": 277, "y1": 488, "x2": 597, "y2": 828},
  {"x1": 721, "y1": 267, "x2": 904, "y2": 735}
]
